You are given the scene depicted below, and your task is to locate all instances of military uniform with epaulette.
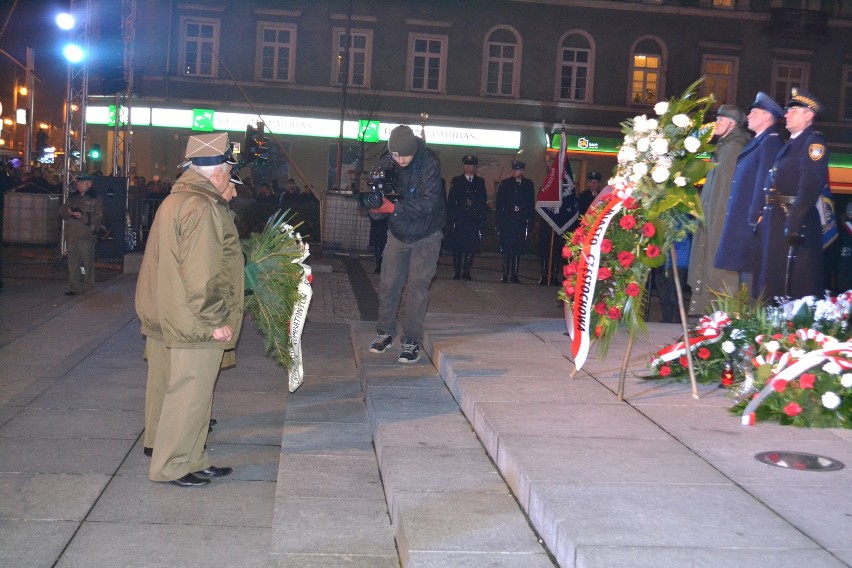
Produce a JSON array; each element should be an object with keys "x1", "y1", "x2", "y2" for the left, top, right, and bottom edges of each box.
[
  {"x1": 753, "y1": 88, "x2": 828, "y2": 300},
  {"x1": 58, "y1": 175, "x2": 104, "y2": 295},
  {"x1": 446, "y1": 155, "x2": 487, "y2": 280}
]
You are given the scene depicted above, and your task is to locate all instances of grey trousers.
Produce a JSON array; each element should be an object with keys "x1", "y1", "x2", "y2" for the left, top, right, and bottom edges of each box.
[
  {"x1": 376, "y1": 230, "x2": 442, "y2": 344},
  {"x1": 66, "y1": 238, "x2": 95, "y2": 293}
]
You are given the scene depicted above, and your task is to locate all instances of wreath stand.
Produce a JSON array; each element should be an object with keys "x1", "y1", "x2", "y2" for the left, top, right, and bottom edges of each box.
[{"x1": 614, "y1": 247, "x2": 699, "y2": 401}]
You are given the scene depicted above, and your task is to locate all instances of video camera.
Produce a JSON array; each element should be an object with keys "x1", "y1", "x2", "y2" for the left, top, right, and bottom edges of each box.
[{"x1": 357, "y1": 168, "x2": 399, "y2": 209}]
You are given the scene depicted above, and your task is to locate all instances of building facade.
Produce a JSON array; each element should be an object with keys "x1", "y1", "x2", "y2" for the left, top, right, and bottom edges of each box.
[{"x1": 85, "y1": 0, "x2": 852, "y2": 196}]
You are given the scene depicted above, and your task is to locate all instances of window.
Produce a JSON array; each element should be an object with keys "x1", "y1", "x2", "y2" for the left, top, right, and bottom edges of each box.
[
  {"x1": 771, "y1": 61, "x2": 809, "y2": 103},
  {"x1": 482, "y1": 27, "x2": 521, "y2": 97},
  {"x1": 702, "y1": 55, "x2": 738, "y2": 106},
  {"x1": 629, "y1": 37, "x2": 666, "y2": 105},
  {"x1": 556, "y1": 31, "x2": 594, "y2": 102},
  {"x1": 180, "y1": 17, "x2": 219, "y2": 77},
  {"x1": 408, "y1": 34, "x2": 447, "y2": 93},
  {"x1": 842, "y1": 65, "x2": 852, "y2": 121},
  {"x1": 258, "y1": 23, "x2": 296, "y2": 82},
  {"x1": 332, "y1": 28, "x2": 373, "y2": 88},
  {"x1": 713, "y1": 0, "x2": 734, "y2": 7}
]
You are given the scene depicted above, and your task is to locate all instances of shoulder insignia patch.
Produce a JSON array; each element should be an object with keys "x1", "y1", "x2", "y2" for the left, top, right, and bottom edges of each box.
[{"x1": 809, "y1": 144, "x2": 825, "y2": 161}]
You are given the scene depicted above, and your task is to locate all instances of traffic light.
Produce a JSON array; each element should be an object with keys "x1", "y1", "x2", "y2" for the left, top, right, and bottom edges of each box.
[
  {"x1": 243, "y1": 122, "x2": 269, "y2": 166},
  {"x1": 89, "y1": 144, "x2": 101, "y2": 160}
]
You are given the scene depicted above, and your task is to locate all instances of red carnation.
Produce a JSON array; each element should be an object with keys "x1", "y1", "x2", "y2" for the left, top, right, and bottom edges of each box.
[
  {"x1": 645, "y1": 244, "x2": 661, "y2": 258},
  {"x1": 625, "y1": 282, "x2": 641, "y2": 297},
  {"x1": 608, "y1": 306, "x2": 621, "y2": 319},
  {"x1": 572, "y1": 230, "x2": 585, "y2": 245},
  {"x1": 641, "y1": 223, "x2": 656, "y2": 237},
  {"x1": 563, "y1": 284, "x2": 575, "y2": 296},
  {"x1": 783, "y1": 402, "x2": 803, "y2": 417},
  {"x1": 619, "y1": 215, "x2": 637, "y2": 230},
  {"x1": 623, "y1": 197, "x2": 639, "y2": 210},
  {"x1": 678, "y1": 355, "x2": 688, "y2": 367},
  {"x1": 799, "y1": 373, "x2": 816, "y2": 389},
  {"x1": 772, "y1": 379, "x2": 787, "y2": 393},
  {"x1": 601, "y1": 239, "x2": 613, "y2": 254},
  {"x1": 697, "y1": 347, "x2": 711, "y2": 360},
  {"x1": 598, "y1": 266, "x2": 612, "y2": 280},
  {"x1": 659, "y1": 365, "x2": 671, "y2": 377},
  {"x1": 562, "y1": 246, "x2": 572, "y2": 259},
  {"x1": 772, "y1": 333, "x2": 783, "y2": 340},
  {"x1": 618, "y1": 251, "x2": 635, "y2": 268},
  {"x1": 564, "y1": 262, "x2": 578, "y2": 277},
  {"x1": 788, "y1": 334, "x2": 798, "y2": 344},
  {"x1": 594, "y1": 302, "x2": 607, "y2": 315}
]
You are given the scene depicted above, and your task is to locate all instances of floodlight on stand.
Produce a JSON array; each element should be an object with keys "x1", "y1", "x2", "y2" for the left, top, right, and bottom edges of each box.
[
  {"x1": 56, "y1": 12, "x2": 76, "y2": 30},
  {"x1": 62, "y1": 43, "x2": 84, "y2": 64}
]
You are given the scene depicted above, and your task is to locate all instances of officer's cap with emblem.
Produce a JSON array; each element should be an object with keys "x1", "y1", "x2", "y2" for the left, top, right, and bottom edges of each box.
[
  {"x1": 178, "y1": 132, "x2": 238, "y2": 170},
  {"x1": 511, "y1": 160, "x2": 525, "y2": 170},
  {"x1": 587, "y1": 171, "x2": 602, "y2": 181},
  {"x1": 462, "y1": 155, "x2": 478, "y2": 165},
  {"x1": 747, "y1": 92, "x2": 785, "y2": 120},
  {"x1": 786, "y1": 87, "x2": 824, "y2": 115}
]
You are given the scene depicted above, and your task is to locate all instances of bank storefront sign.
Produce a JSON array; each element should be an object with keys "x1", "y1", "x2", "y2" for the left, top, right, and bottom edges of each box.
[{"x1": 86, "y1": 106, "x2": 522, "y2": 150}]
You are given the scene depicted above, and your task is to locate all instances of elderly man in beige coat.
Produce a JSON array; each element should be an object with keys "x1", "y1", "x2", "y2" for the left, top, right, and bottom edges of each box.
[{"x1": 135, "y1": 133, "x2": 244, "y2": 487}]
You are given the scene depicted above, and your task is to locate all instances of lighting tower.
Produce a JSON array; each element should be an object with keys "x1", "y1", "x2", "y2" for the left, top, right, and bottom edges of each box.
[
  {"x1": 112, "y1": 0, "x2": 135, "y2": 176},
  {"x1": 63, "y1": 0, "x2": 91, "y2": 196}
]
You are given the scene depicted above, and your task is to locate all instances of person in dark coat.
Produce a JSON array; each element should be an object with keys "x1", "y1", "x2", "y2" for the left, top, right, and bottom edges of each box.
[
  {"x1": 714, "y1": 92, "x2": 786, "y2": 295},
  {"x1": 753, "y1": 88, "x2": 828, "y2": 300},
  {"x1": 577, "y1": 170, "x2": 603, "y2": 216},
  {"x1": 496, "y1": 160, "x2": 535, "y2": 283},
  {"x1": 446, "y1": 155, "x2": 487, "y2": 280}
]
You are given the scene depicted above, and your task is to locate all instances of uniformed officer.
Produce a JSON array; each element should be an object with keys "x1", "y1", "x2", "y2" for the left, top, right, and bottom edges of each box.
[
  {"x1": 577, "y1": 171, "x2": 603, "y2": 216},
  {"x1": 714, "y1": 92, "x2": 786, "y2": 294},
  {"x1": 136, "y1": 132, "x2": 244, "y2": 487},
  {"x1": 446, "y1": 155, "x2": 487, "y2": 280},
  {"x1": 496, "y1": 160, "x2": 535, "y2": 283},
  {"x1": 59, "y1": 173, "x2": 104, "y2": 295},
  {"x1": 753, "y1": 88, "x2": 828, "y2": 300}
]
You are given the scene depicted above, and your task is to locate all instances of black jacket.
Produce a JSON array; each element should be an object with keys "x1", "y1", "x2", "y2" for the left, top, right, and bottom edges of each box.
[{"x1": 371, "y1": 140, "x2": 446, "y2": 243}]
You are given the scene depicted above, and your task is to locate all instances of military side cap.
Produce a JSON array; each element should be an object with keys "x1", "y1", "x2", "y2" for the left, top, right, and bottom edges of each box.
[
  {"x1": 716, "y1": 104, "x2": 745, "y2": 124},
  {"x1": 75, "y1": 173, "x2": 94, "y2": 181},
  {"x1": 511, "y1": 160, "x2": 525, "y2": 170},
  {"x1": 587, "y1": 171, "x2": 602, "y2": 181},
  {"x1": 747, "y1": 92, "x2": 785, "y2": 120},
  {"x1": 462, "y1": 155, "x2": 478, "y2": 165},
  {"x1": 787, "y1": 87, "x2": 823, "y2": 114},
  {"x1": 183, "y1": 132, "x2": 238, "y2": 167}
]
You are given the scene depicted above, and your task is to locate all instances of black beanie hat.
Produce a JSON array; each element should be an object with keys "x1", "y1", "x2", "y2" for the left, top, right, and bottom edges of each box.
[{"x1": 388, "y1": 125, "x2": 419, "y2": 157}]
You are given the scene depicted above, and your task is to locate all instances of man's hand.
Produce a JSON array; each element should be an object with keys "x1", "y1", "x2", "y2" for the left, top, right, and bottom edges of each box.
[
  {"x1": 213, "y1": 324, "x2": 234, "y2": 342},
  {"x1": 370, "y1": 198, "x2": 395, "y2": 215}
]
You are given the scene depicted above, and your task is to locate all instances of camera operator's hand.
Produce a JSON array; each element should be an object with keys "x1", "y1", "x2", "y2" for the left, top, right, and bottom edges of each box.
[{"x1": 371, "y1": 198, "x2": 395, "y2": 215}]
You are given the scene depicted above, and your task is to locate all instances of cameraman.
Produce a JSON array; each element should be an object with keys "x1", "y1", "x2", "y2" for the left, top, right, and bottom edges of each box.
[
  {"x1": 368, "y1": 125, "x2": 445, "y2": 363},
  {"x1": 59, "y1": 173, "x2": 104, "y2": 295}
]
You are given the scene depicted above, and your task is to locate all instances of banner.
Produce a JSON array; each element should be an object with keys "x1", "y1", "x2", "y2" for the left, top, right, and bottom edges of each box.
[{"x1": 536, "y1": 130, "x2": 578, "y2": 234}]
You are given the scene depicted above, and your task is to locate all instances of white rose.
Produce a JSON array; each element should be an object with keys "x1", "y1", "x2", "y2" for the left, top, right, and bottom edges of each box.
[
  {"x1": 636, "y1": 138, "x2": 650, "y2": 152},
  {"x1": 841, "y1": 373, "x2": 852, "y2": 388},
  {"x1": 674, "y1": 176, "x2": 687, "y2": 187},
  {"x1": 721, "y1": 341, "x2": 736, "y2": 354},
  {"x1": 633, "y1": 115, "x2": 649, "y2": 132},
  {"x1": 765, "y1": 340, "x2": 780, "y2": 353},
  {"x1": 632, "y1": 162, "x2": 648, "y2": 177},
  {"x1": 618, "y1": 146, "x2": 637, "y2": 163},
  {"x1": 650, "y1": 138, "x2": 669, "y2": 155},
  {"x1": 646, "y1": 119, "x2": 659, "y2": 130},
  {"x1": 684, "y1": 136, "x2": 701, "y2": 153},
  {"x1": 654, "y1": 102, "x2": 669, "y2": 116},
  {"x1": 672, "y1": 114, "x2": 691, "y2": 128},
  {"x1": 822, "y1": 391, "x2": 841, "y2": 410},
  {"x1": 651, "y1": 166, "x2": 670, "y2": 183},
  {"x1": 822, "y1": 361, "x2": 842, "y2": 375}
]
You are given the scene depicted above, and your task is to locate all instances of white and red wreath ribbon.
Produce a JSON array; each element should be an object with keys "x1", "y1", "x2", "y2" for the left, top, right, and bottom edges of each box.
[
  {"x1": 287, "y1": 263, "x2": 313, "y2": 393},
  {"x1": 652, "y1": 311, "x2": 732, "y2": 365},
  {"x1": 569, "y1": 192, "x2": 626, "y2": 370},
  {"x1": 741, "y1": 329, "x2": 852, "y2": 425}
]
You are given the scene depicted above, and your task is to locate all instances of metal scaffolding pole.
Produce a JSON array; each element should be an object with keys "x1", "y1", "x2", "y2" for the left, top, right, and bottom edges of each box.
[{"x1": 111, "y1": 0, "x2": 135, "y2": 177}]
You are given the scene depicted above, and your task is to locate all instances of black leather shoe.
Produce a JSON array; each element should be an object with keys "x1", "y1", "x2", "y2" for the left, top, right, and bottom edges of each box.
[
  {"x1": 65, "y1": 291, "x2": 79, "y2": 296},
  {"x1": 169, "y1": 473, "x2": 210, "y2": 487},
  {"x1": 209, "y1": 418, "x2": 217, "y2": 427},
  {"x1": 193, "y1": 466, "x2": 233, "y2": 478},
  {"x1": 143, "y1": 447, "x2": 153, "y2": 457}
]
